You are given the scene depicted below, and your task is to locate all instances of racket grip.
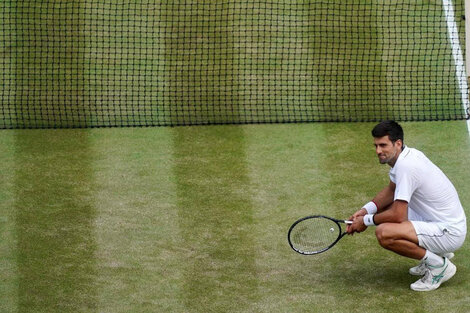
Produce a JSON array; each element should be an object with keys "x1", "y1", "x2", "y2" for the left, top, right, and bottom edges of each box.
[{"x1": 344, "y1": 220, "x2": 353, "y2": 224}]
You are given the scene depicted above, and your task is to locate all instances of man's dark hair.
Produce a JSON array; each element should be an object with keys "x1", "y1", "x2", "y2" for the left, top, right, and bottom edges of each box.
[{"x1": 371, "y1": 120, "x2": 404, "y2": 143}]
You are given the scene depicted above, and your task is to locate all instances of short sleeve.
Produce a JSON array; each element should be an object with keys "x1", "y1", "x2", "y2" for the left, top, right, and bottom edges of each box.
[{"x1": 393, "y1": 165, "x2": 418, "y2": 202}]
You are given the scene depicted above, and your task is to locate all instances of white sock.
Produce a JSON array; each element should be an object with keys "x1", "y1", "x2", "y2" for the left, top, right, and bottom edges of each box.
[{"x1": 422, "y1": 250, "x2": 445, "y2": 267}]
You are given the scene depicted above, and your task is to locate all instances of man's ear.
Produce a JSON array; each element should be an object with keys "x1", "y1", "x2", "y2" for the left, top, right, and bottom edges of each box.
[{"x1": 396, "y1": 139, "x2": 403, "y2": 150}]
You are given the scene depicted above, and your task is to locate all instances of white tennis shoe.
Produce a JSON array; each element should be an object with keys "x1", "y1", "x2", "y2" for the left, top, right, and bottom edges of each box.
[
  {"x1": 410, "y1": 257, "x2": 456, "y2": 291},
  {"x1": 409, "y1": 261, "x2": 427, "y2": 276},
  {"x1": 409, "y1": 252, "x2": 454, "y2": 276}
]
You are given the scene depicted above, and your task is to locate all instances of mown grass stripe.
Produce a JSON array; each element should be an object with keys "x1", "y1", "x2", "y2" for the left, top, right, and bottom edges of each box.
[
  {"x1": 14, "y1": 130, "x2": 97, "y2": 312},
  {"x1": 0, "y1": 131, "x2": 17, "y2": 313},
  {"x1": 173, "y1": 126, "x2": 258, "y2": 312},
  {"x1": 89, "y1": 128, "x2": 182, "y2": 313}
]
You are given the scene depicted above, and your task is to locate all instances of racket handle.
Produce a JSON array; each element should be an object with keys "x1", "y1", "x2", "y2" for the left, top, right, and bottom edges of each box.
[{"x1": 344, "y1": 220, "x2": 353, "y2": 224}]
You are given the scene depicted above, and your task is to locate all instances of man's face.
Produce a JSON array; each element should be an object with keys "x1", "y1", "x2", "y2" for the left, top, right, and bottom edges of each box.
[{"x1": 373, "y1": 135, "x2": 402, "y2": 166}]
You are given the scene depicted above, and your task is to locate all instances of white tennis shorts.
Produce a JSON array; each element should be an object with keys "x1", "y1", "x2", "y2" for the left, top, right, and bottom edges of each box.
[{"x1": 409, "y1": 209, "x2": 466, "y2": 255}]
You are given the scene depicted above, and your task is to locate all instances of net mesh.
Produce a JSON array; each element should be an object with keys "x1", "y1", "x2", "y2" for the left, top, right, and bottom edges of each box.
[{"x1": 1, "y1": 0, "x2": 468, "y2": 129}]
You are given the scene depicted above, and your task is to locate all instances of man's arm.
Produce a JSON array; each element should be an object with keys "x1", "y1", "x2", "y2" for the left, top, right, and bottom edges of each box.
[
  {"x1": 372, "y1": 181, "x2": 396, "y2": 213},
  {"x1": 367, "y1": 180, "x2": 408, "y2": 224},
  {"x1": 350, "y1": 181, "x2": 396, "y2": 218},
  {"x1": 346, "y1": 181, "x2": 398, "y2": 234},
  {"x1": 372, "y1": 199, "x2": 408, "y2": 224}
]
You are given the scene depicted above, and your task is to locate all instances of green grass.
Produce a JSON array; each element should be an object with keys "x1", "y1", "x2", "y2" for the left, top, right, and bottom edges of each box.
[{"x1": 0, "y1": 121, "x2": 469, "y2": 312}]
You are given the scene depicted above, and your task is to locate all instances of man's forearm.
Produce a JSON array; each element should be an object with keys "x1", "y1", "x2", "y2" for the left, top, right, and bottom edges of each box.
[
  {"x1": 372, "y1": 183, "x2": 395, "y2": 213},
  {"x1": 373, "y1": 200, "x2": 408, "y2": 224}
]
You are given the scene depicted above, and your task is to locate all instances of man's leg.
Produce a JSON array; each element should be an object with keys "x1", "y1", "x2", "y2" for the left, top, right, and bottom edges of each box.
[
  {"x1": 375, "y1": 221, "x2": 457, "y2": 291},
  {"x1": 375, "y1": 221, "x2": 425, "y2": 260}
]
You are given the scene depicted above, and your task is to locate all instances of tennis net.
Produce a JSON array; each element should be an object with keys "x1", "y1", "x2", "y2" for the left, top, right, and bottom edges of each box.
[{"x1": 1, "y1": 0, "x2": 468, "y2": 128}]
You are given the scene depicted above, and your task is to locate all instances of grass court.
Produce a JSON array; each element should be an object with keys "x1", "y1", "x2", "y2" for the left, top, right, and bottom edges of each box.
[{"x1": 1, "y1": 121, "x2": 469, "y2": 312}]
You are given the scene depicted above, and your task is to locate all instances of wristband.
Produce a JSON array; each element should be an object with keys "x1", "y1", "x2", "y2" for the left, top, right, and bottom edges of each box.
[
  {"x1": 363, "y1": 201, "x2": 378, "y2": 214},
  {"x1": 363, "y1": 214, "x2": 376, "y2": 226}
]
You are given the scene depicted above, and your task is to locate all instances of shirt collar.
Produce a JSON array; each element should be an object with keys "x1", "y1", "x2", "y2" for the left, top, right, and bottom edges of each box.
[{"x1": 392, "y1": 145, "x2": 409, "y2": 168}]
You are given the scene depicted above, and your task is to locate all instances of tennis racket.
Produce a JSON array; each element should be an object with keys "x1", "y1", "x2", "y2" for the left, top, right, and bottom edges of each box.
[{"x1": 288, "y1": 215, "x2": 352, "y2": 255}]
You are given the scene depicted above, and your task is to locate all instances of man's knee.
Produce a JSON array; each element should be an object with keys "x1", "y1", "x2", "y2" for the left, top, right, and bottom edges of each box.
[
  {"x1": 375, "y1": 221, "x2": 418, "y2": 249},
  {"x1": 375, "y1": 223, "x2": 393, "y2": 248}
]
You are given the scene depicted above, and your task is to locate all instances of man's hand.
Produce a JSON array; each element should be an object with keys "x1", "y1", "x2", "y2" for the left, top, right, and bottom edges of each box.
[
  {"x1": 347, "y1": 215, "x2": 368, "y2": 234},
  {"x1": 346, "y1": 208, "x2": 368, "y2": 235}
]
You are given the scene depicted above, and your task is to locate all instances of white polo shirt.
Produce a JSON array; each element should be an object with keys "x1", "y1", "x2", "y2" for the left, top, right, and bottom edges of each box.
[{"x1": 389, "y1": 146, "x2": 466, "y2": 235}]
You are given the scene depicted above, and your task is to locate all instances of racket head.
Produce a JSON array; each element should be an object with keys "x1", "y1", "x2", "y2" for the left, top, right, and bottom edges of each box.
[{"x1": 288, "y1": 215, "x2": 346, "y2": 255}]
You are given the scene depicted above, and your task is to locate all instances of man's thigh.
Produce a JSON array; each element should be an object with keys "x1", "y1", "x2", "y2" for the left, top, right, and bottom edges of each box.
[{"x1": 376, "y1": 221, "x2": 419, "y2": 244}]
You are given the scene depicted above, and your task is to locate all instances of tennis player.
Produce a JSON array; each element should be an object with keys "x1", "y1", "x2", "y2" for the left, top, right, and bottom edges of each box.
[{"x1": 346, "y1": 120, "x2": 466, "y2": 291}]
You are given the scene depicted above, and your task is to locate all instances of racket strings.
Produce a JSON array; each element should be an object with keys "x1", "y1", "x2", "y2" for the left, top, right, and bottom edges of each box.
[{"x1": 290, "y1": 218, "x2": 340, "y2": 253}]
